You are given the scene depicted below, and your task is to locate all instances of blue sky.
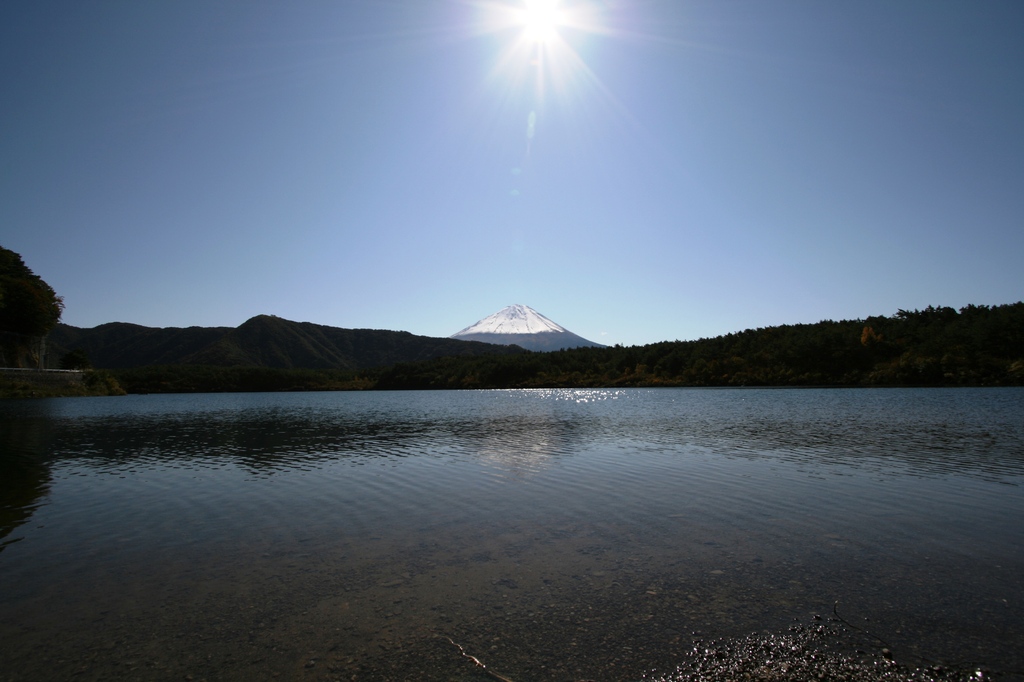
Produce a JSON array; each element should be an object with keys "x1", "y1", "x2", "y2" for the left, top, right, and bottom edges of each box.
[{"x1": 3, "y1": 1, "x2": 1022, "y2": 346}]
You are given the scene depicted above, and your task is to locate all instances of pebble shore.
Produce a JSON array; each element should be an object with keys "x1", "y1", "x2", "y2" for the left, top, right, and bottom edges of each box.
[{"x1": 645, "y1": 619, "x2": 999, "y2": 682}]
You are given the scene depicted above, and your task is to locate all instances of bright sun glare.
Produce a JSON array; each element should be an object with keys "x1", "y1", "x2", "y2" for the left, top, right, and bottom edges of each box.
[
  {"x1": 518, "y1": 0, "x2": 563, "y2": 43},
  {"x1": 474, "y1": 0, "x2": 610, "y2": 123}
]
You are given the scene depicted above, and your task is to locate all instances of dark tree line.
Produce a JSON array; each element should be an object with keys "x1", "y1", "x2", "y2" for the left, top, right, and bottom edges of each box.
[
  {"x1": 367, "y1": 303, "x2": 1024, "y2": 390},
  {"x1": 112, "y1": 365, "x2": 372, "y2": 394}
]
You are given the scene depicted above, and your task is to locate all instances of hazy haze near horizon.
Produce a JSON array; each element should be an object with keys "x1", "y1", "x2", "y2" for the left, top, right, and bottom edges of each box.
[{"x1": 2, "y1": 1, "x2": 1022, "y2": 345}]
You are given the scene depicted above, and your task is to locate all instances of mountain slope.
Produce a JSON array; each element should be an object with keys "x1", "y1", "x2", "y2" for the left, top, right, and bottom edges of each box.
[
  {"x1": 451, "y1": 304, "x2": 605, "y2": 352},
  {"x1": 48, "y1": 322, "x2": 232, "y2": 368},
  {"x1": 48, "y1": 315, "x2": 523, "y2": 370}
]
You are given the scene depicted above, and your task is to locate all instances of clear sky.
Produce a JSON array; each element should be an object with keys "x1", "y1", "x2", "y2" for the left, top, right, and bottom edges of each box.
[{"x1": 3, "y1": 1, "x2": 1022, "y2": 346}]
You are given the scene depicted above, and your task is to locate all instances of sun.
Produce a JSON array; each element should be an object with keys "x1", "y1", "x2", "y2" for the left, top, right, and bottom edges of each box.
[
  {"x1": 472, "y1": 0, "x2": 611, "y2": 115},
  {"x1": 517, "y1": 0, "x2": 564, "y2": 43}
]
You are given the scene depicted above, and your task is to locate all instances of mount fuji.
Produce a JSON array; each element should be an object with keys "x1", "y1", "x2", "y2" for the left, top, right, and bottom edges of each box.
[{"x1": 450, "y1": 304, "x2": 605, "y2": 352}]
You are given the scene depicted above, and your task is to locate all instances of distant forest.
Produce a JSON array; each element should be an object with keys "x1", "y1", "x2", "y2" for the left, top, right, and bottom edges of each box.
[{"x1": 114, "y1": 303, "x2": 1024, "y2": 393}]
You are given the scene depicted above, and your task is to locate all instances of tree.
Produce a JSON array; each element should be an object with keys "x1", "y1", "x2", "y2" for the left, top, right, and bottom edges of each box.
[
  {"x1": 0, "y1": 246, "x2": 65, "y2": 367},
  {"x1": 60, "y1": 349, "x2": 92, "y2": 370}
]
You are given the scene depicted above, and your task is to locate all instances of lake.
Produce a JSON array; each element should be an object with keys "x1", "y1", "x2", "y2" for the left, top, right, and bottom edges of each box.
[{"x1": 1, "y1": 388, "x2": 1022, "y2": 681}]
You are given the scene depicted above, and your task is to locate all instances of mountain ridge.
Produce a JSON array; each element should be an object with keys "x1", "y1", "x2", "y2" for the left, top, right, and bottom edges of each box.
[{"x1": 48, "y1": 314, "x2": 525, "y2": 370}]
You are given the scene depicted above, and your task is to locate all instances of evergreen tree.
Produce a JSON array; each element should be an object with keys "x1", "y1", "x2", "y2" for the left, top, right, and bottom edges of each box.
[{"x1": 0, "y1": 246, "x2": 64, "y2": 367}]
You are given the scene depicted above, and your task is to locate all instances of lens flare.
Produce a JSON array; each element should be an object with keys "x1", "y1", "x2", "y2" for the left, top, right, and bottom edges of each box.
[
  {"x1": 472, "y1": 0, "x2": 611, "y2": 109},
  {"x1": 469, "y1": 0, "x2": 617, "y2": 198}
]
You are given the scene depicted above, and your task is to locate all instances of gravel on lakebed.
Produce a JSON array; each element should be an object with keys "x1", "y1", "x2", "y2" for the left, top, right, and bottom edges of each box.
[{"x1": 641, "y1": 619, "x2": 1003, "y2": 682}]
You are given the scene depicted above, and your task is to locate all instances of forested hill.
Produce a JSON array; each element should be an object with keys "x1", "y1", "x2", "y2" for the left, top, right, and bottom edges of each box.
[
  {"x1": 62, "y1": 304, "x2": 1024, "y2": 393},
  {"x1": 370, "y1": 303, "x2": 1024, "y2": 389},
  {"x1": 49, "y1": 314, "x2": 524, "y2": 370}
]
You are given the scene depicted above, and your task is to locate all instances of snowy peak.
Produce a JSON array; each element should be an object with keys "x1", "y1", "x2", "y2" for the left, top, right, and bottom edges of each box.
[
  {"x1": 450, "y1": 304, "x2": 605, "y2": 352},
  {"x1": 453, "y1": 304, "x2": 568, "y2": 337}
]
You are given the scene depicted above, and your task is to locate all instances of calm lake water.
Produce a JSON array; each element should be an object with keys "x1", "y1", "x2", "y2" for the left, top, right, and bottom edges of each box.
[{"x1": 1, "y1": 388, "x2": 1023, "y2": 681}]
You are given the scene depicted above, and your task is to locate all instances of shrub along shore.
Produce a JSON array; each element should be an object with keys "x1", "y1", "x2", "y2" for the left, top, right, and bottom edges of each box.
[{"x1": 0, "y1": 368, "x2": 125, "y2": 398}]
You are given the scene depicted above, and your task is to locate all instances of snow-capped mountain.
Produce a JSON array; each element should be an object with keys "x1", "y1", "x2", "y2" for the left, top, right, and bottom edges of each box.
[
  {"x1": 451, "y1": 304, "x2": 605, "y2": 352},
  {"x1": 453, "y1": 304, "x2": 567, "y2": 336}
]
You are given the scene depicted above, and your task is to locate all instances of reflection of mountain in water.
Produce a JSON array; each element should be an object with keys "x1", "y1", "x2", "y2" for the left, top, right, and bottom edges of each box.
[
  {"x1": 458, "y1": 416, "x2": 572, "y2": 477},
  {"x1": 42, "y1": 411, "x2": 438, "y2": 475},
  {"x1": 0, "y1": 415, "x2": 54, "y2": 552},
  {"x1": 42, "y1": 410, "x2": 591, "y2": 479},
  {"x1": 8, "y1": 389, "x2": 1022, "y2": 486}
]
